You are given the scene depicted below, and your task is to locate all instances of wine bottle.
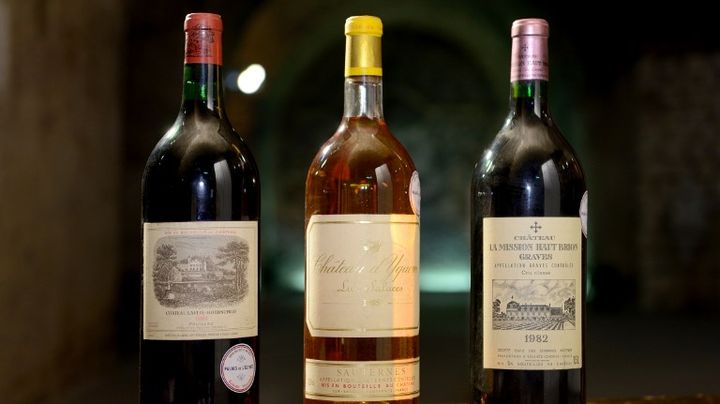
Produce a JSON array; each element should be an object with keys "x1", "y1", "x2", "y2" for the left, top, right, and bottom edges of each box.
[
  {"x1": 470, "y1": 19, "x2": 587, "y2": 403},
  {"x1": 304, "y1": 16, "x2": 421, "y2": 404},
  {"x1": 141, "y1": 13, "x2": 260, "y2": 403}
]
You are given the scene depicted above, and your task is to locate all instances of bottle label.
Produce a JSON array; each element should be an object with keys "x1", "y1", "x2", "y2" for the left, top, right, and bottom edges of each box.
[
  {"x1": 483, "y1": 217, "x2": 582, "y2": 370},
  {"x1": 305, "y1": 214, "x2": 419, "y2": 338},
  {"x1": 304, "y1": 358, "x2": 420, "y2": 401},
  {"x1": 580, "y1": 191, "x2": 589, "y2": 237},
  {"x1": 409, "y1": 171, "x2": 421, "y2": 217},
  {"x1": 510, "y1": 35, "x2": 549, "y2": 82},
  {"x1": 185, "y1": 28, "x2": 222, "y2": 65},
  {"x1": 142, "y1": 221, "x2": 258, "y2": 340},
  {"x1": 220, "y1": 343, "x2": 256, "y2": 393}
]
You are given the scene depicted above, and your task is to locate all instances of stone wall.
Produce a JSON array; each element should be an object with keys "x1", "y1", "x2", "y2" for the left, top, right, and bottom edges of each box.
[
  {"x1": 636, "y1": 53, "x2": 720, "y2": 310},
  {"x1": 0, "y1": 0, "x2": 124, "y2": 401}
]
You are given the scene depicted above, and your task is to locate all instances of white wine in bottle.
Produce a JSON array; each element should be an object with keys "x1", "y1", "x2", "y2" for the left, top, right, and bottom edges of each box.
[{"x1": 304, "y1": 15, "x2": 421, "y2": 404}]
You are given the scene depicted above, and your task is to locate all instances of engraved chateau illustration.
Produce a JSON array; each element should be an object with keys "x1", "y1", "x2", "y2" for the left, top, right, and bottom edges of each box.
[
  {"x1": 152, "y1": 235, "x2": 250, "y2": 308},
  {"x1": 492, "y1": 280, "x2": 576, "y2": 330}
]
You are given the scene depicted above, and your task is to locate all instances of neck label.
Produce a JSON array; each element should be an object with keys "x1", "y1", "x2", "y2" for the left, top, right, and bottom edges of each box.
[
  {"x1": 510, "y1": 36, "x2": 548, "y2": 82},
  {"x1": 185, "y1": 28, "x2": 222, "y2": 65}
]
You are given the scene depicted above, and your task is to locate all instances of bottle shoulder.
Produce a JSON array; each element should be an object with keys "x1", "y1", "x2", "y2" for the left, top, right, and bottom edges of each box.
[
  {"x1": 144, "y1": 114, "x2": 259, "y2": 181},
  {"x1": 307, "y1": 118, "x2": 416, "y2": 183},
  {"x1": 474, "y1": 115, "x2": 584, "y2": 186},
  {"x1": 471, "y1": 113, "x2": 586, "y2": 217},
  {"x1": 141, "y1": 114, "x2": 260, "y2": 222},
  {"x1": 305, "y1": 118, "x2": 418, "y2": 217}
]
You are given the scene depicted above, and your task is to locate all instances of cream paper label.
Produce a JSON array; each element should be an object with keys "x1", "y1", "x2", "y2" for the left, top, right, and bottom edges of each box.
[
  {"x1": 143, "y1": 221, "x2": 258, "y2": 340},
  {"x1": 305, "y1": 358, "x2": 420, "y2": 401},
  {"x1": 483, "y1": 217, "x2": 582, "y2": 370},
  {"x1": 306, "y1": 214, "x2": 419, "y2": 338}
]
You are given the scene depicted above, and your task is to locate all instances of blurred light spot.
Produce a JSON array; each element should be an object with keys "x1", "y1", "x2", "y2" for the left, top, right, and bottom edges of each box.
[
  {"x1": 286, "y1": 267, "x2": 305, "y2": 291},
  {"x1": 236, "y1": 64, "x2": 266, "y2": 94},
  {"x1": 420, "y1": 266, "x2": 470, "y2": 293}
]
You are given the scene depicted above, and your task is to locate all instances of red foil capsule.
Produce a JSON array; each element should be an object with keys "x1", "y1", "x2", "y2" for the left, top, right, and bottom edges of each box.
[{"x1": 184, "y1": 13, "x2": 223, "y2": 65}]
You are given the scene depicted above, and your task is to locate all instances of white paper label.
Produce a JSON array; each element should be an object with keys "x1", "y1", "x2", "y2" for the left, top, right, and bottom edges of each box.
[
  {"x1": 143, "y1": 221, "x2": 258, "y2": 340},
  {"x1": 306, "y1": 214, "x2": 420, "y2": 338},
  {"x1": 304, "y1": 358, "x2": 420, "y2": 401},
  {"x1": 483, "y1": 217, "x2": 582, "y2": 370},
  {"x1": 409, "y1": 171, "x2": 421, "y2": 216},
  {"x1": 580, "y1": 191, "x2": 588, "y2": 237},
  {"x1": 221, "y1": 343, "x2": 256, "y2": 393}
]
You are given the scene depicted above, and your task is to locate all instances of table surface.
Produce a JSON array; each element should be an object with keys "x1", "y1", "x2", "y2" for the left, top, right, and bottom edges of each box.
[
  {"x1": 590, "y1": 396, "x2": 720, "y2": 403},
  {"x1": 51, "y1": 293, "x2": 720, "y2": 403}
]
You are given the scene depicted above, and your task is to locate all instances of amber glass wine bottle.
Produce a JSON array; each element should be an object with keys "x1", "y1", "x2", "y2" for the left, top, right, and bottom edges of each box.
[
  {"x1": 141, "y1": 13, "x2": 260, "y2": 403},
  {"x1": 304, "y1": 15, "x2": 421, "y2": 404},
  {"x1": 471, "y1": 19, "x2": 587, "y2": 403}
]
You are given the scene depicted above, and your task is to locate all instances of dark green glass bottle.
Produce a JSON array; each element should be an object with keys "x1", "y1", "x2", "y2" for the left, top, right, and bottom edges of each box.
[
  {"x1": 471, "y1": 19, "x2": 587, "y2": 404},
  {"x1": 141, "y1": 13, "x2": 260, "y2": 403}
]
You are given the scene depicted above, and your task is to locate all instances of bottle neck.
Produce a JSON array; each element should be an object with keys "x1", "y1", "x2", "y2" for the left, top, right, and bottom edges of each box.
[
  {"x1": 181, "y1": 63, "x2": 225, "y2": 116},
  {"x1": 343, "y1": 75, "x2": 384, "y2": 119},
  {"x1": 509, "y1": 31, "x2": 550, "y2": 118},
  {"x1": 509, "y1": 80, "x2": 548, "y2": 118},
  {"x1": 181, "y1": 21, "x2": 224, "y2": 117}
]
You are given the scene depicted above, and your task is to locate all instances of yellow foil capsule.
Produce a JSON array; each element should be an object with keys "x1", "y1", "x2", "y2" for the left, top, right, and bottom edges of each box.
[{"x1": 344, "y1": 16, "x2": 383, "y2": 77}]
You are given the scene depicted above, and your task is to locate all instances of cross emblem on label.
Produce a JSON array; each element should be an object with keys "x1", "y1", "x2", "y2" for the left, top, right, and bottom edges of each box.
[{"x1": 530, "y1": 221, "x2": 542, "y2": 233}]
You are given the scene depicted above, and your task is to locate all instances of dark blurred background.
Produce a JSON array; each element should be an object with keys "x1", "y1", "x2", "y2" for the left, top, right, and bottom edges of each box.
[{"x1": 1, "y1": 0, "x2": 719, "y2": 402}]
